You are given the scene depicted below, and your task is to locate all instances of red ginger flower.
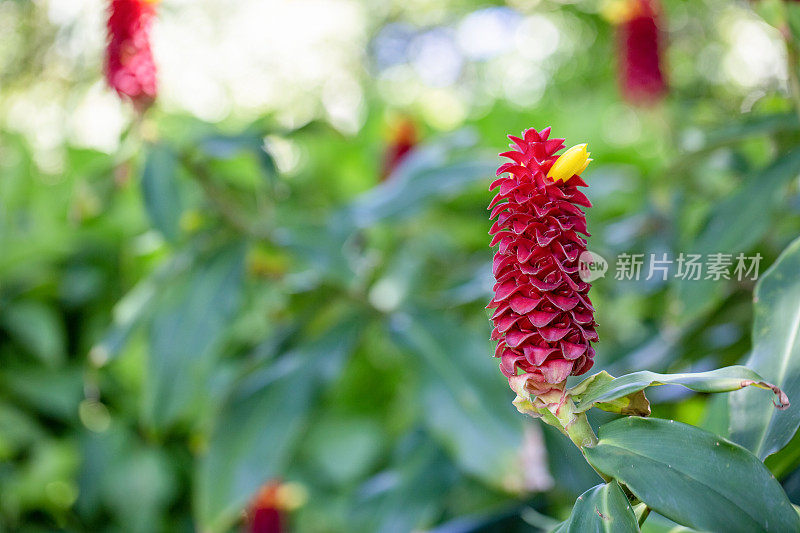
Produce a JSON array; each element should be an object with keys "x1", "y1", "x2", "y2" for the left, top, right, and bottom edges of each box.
[
  {"x1": 105, "y1": 0, "x2": 159, "y2": 110},
  {"x1": 488, "y1": 127, "x2": 598, "y2": 396},
  {"x1": 614, "y1": 0, "x2": 667, "y2": 105}
]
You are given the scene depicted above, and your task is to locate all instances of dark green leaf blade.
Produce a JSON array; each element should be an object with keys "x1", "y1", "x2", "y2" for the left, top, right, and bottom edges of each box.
[
  {"x1": 584, "y1": 417, "x2": 799, "y2": 533},
  {"x1": 730, "y1": 235, "x2": 800, "y2": 459},
  {"x1": 551, "y1": 481, "x2": 638, "y2": 533}
]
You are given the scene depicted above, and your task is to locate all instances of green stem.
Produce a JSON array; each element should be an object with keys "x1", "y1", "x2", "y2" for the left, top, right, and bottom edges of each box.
[
  {"x1": 563, "y1": 410, "x2": 598, "y2": 449},
  {"x1": 551, "y1": 398, "x2": 611, "y2": 482}
]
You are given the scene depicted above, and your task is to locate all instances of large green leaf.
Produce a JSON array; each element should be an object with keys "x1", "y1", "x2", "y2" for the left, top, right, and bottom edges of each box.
[
  {"x1": 552, "y1": 481, "x2": 639, "y2": 533},
  {"x1": 730, "y1": 236, "x2": 800, "y2": 459},
  {"x1": 141, "y1": 144, "x2": 183, "y2": 242},
  {"x1": 390, "y1": 309, "x2": 525, "y2": 489},
  {"x1": 672, "y1": 150, "x2": 800, "y2": 322},
  {"x1": 143, "y1": 242, "x2": 246, "y2": 430},
  {"x1": 584, "y1": 417, "x2": 799, "y2": 533},
  {"x1": 194, "y1": 319, "x2": 360, "y2": 533},
  {"x1": 571, "y1": 366, "x2": 787, "y2": 416}
]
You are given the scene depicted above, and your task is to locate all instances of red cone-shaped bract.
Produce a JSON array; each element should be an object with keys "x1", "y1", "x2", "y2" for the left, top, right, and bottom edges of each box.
[
  {"x1": 488, "y1": 127, "x2": 597, "y2": 392},
  {"x1": 106, "y1": 0, "x2": 158, "y2": 110},
  {"x1": 618, "y1": 0, "x2": 666, "y2": 105}
]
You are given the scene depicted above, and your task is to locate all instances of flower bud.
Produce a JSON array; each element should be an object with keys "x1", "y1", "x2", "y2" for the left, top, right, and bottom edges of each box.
[{"x1": 546, "y1": 144, "x2": 592, "y2": 182}]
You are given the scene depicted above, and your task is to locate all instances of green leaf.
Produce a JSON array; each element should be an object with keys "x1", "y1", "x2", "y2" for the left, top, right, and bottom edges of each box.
[
  {"x1": 302, "y1": 416, "x2": 384, "y2": 485},
  {"x1": 200, "y1": 133, "x2": 278, "y2": 186},
  {"x1": 1, "y1": 366, "x2": 83, "y2": 421},
  {"x1": 682, "y1": 113, "x2": 799, "y2": 156},
  {"x1": 571, "y1": 366, "x2": 787, "y2": 416},
  {"x1": 551, "y1": 481, "x2": 639, "y2": 533},
  {"x1": 389, "y1": 309, "x2": 525, "y2": 490},
  {"x1": 90, "y1": 249, "x2": 194, "y2": 367},
  {"x1": 765, "y1": 429, "x2": 800, "y2": 480},
  {"x1": 672, "y1": 150, "x2": 800, "y2": 322},
  {"x1": 336, "y1": 133, "x2": 495, "y2": 230},
  {"x1": 0, "y1": 300, "x2": 66, "y2": 367},
  {"x1": 143, "y1": 242, "x2": 246, "y2": 430},
  {"x1": 78, "y1": 424, "x2": 177, "y2": 532},
  {"x1": 730, "y1": 235, "x2": 800, "y2": 459},
  {"x1": 568, "y1": 371, "x2": 650, "y2": 416},
  {"x1": 194, "y1": 319, "x2": 360, "y2": 533},
  {"x1": 584, "y1": 417, "x2": 799, "y2": 533},
  {"x1": 142, "y1": 144, "x2": 183, "y2": 242}
]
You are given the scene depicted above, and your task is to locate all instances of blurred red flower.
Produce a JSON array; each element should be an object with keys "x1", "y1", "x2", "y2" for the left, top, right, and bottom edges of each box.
[
  {"x1": 615, "y1": 0, "x2": 667, "y2": 105},
  {"x1": 106, "y1": 0, "x2": 159, "y2": 111}
]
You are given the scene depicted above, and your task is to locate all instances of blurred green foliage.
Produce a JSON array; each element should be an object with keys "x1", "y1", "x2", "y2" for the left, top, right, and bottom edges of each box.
[{"x1": 3, "y1": 0, "x2": 800, "y2": 531}]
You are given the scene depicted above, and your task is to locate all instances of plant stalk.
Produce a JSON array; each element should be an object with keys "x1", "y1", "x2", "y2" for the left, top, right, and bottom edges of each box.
[{"x1": 551, "y1": 397, "x2": 610, "y2": 482}]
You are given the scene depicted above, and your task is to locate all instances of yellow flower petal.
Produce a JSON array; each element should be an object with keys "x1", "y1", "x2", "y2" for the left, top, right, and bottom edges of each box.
[{"x1": 547, "y1": 144, "x2": 591, "y2": 182}]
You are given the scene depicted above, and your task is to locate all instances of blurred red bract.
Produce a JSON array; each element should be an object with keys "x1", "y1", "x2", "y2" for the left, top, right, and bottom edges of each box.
[
  {"x1": 106, "y1": 0, "x2": 159, "y2": 111},
  {"x1": 617, "y1": 0, "x2": 667, "y2": 105}
]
